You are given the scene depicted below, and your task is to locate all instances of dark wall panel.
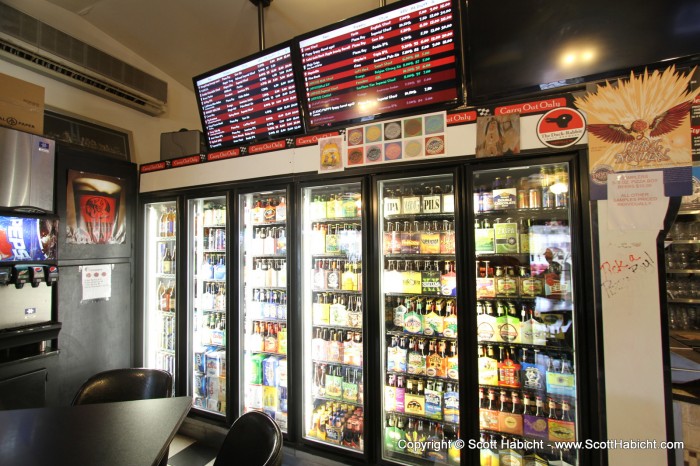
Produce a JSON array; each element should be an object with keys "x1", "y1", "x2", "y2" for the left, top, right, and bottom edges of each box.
[{"x1": 52, "y1": 262, "x2": 132, "y2": 405}]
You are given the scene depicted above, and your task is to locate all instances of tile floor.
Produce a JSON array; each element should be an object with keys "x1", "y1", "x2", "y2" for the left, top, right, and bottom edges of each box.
[{"x1": 167, "y1": 434, "x2": 351, "y2": 466}]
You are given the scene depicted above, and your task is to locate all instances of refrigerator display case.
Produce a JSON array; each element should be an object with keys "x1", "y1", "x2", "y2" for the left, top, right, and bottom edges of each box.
[
  {"x1": 301, "y1": 182, "x2": 365, "y2": 453},
  {"x1": 471, "y1": 162, "x2": 579, "y2": 465},
  {"x1": 238, "y1": 189, "x2": 290, "y2": 432},
  {"x1": 143, "y1": 201, "x2": 177, "y2": 388},
  {"x1": 377, "y1": 174, "x2": 462, "y2": 465},
  {"x1": 189, "y1": 196, "x2": 228, "y2": 416}
]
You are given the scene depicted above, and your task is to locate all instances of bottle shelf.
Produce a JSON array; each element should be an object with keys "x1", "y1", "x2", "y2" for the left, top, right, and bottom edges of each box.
[
  {"x1": 247, "y1": 316, "x2": 288, "y2": 324},
  {"x1": 475, "y1": 252, "x2": 529, "y2": 257},
  {"x1": 384, "y1": 253, "x2": 456, "y2": 259},
  {"x1": 386, "y1": 371, "x2": 458, "y2": 384},
  {"x1": 250, "y1": 254, "x2": 287, "y2": 259},
  {"x1": 157, "y1": 348, "x2": 175, "y2": 355},
  {"x1": 313, "y1": 360, "x2": 362, "y2": 369},
  {"x1": 668, "y1": 298, "x2": 700, "y2": 304},
  {"x1": 313, "y1": 394, "x2": 363, "y2": 408},
  {"x1": 385, "y1": 329, "x2": 458, "y2": 341},
  {"x1": 384, "y1": 292, "x2": 458, "y2": 300},
  {"x1": 247, "y1": 349, "x2": 287, "y2": 357},
  {"x1": 477, "y1": 341, "x2": 574, "y2": 352},
  {"x1": 203, "y1": 249, "x2": 226, "y2": 253},
  {"x1": 203, "y1": 224, "x2": 226, "y2": 228},
  {"x1": 313, "y1": 323, "x2": 363, "y2": 332},
  {"x1": 252, "y1": 221, "x2": 287, "y2": 227},
  {"x1": 312, "y1": 288, "x2": 362, "y2": 294},
  {"x1": 667, "y1": 240, "x2": 700, "y2": 244},
  {"x1": 384, "y1": 212, "x2": 455, "y2": 221},
  {"x1": 678, "y1": 209, "x2": 700, "y2": 215},
  {"x1": 310, "y1": 217, "x2": 362, "y2": 223},
  {"x1": 199, "y1": 277, "x2": 226, "y2": 282},
  {"x1": 667, "y1": 269, "x2": 700, "y2": 274},
  {"x1": 475, "y1": 206, "x2": 569, "y2": 216},
  {"x1": 156, "y1": 236, "x2": 177, "y2": 241},
  {"x1": 311, "y1": 253, "x2": 357, "y2": 259},
  {"x1": 478, "y1": 384, "x2": 577, "y2": 402},
  {"x1": 157, "y1": 310, "x2": 176, "y2": 317},
  {"x1": 384, "y1": 410, "x2": 459, "y2": 427},
  {"x1": 156, "y1": 273, "x2": 177, "y2": 279}
]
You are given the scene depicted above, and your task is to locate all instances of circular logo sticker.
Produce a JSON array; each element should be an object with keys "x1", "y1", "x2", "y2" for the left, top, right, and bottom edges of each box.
[
  {"x1": 591, "y1": 164, "x2": 614, "y2": 185},
  {"x1": 537, "y1": 108, "x2": 586, "y2": 148}
]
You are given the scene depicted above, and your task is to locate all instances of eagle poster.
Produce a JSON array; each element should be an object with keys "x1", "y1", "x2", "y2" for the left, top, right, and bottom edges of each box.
[{"x1": 575, "y1": 65, "x2": 699, "y2": 200}]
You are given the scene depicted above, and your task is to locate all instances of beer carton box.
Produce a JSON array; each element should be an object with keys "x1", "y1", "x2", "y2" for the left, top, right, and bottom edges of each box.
[
  {"x1": 421, "y1": 270, "x2": 441, "y2": 295},
  {"x1": 479, "y1": 408, "x2": 498, "y2": 431},
  {"x1": 493, "y1": 187, "x2": 517, "y2": 210},
  {"x1": 475, "y1": 227, "x2": 495, "y2": 253},
  {"x1": 0, "y1": 73, "x2": 44, "y2": 135},
  {"x1": 476, "y1": 277, "x2": 496, "y2": 298},
  {"x1": 246, "y1": 385, "x2": 263, "y2": 410},
  {"x1": 206, "y1": 376, "x2": 226, "y2": 401},
  {"x1": 494, "y1": 223, "x2": 519, "y2": 254},
  {"x1": 443, "y1": 389, "x2": 459, "y2": 423},
  {"x1": 498, "y1": 412, "x2": 524, "y2": 435},
  {"x1": 424, "y1": 388, "x2": 443, "y2": 420},
  {"x1": 206, "y1": 350, "x2": 226, "y2": 377},
  {"x1": 548, "y1": 419, "x2": 576, "y2": 442},
  {"x1": 262, "y1": 355, "x2": 279, "y2": 387},
  {"x1": 523, "y1": 415, "x2": 549, "y2": 440},
  {"x1": 404, "y1": 393, "x2": 425, "y2": 416},
  {"x1": 263, "y1": 385, "x2": 279, "y2": 412}
]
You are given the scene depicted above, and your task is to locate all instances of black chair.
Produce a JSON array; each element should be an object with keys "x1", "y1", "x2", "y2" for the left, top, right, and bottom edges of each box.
[
  {"x1": 214, "y1": 411, "x2": 283, "y2": 466},
  {"x1": 72, "y1": 368, "x2": 173, "y2": 466},
  {"x1": 71, "y1": 368, "x2": 173, "y2": 406}
]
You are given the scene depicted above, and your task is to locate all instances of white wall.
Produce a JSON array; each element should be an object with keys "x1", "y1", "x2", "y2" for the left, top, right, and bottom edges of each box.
[{"x1": 0, "y1": 0, "x2": 201, "y2": 165}]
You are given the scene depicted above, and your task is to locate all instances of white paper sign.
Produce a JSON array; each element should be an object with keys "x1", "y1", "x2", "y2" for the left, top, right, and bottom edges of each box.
[
  {"x1": 607, "y1": 171, "x2": 668, "y2": 231},
  {"x1": 81, "y1": 264, "x2": 112, "y2": 301}
]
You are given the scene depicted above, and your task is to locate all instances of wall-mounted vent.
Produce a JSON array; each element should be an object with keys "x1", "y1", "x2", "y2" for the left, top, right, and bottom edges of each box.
[{"x1": 0, "y1": 3, "x2": 167, "y2": 116}]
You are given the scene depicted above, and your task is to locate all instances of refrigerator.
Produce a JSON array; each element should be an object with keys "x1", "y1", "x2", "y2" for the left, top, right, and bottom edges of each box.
[
  {"x1": 376, "y1": 172, "x2": 462, "y2": 465},
  {"x1": 143, "y1": 201, "x2": 178, "y2": 390},
  {"x1": 236, "y1": 187, "x2": 291, "y2": 432},
  {"x1": 469, "y1": 159, "x2": 582, "y2": 465},
  {"x1": 300, "y1": 180, "x2": 367, "y2": 455},
  {"x1": 188, "y1": 195, "x2": 228, "y2": 416}
]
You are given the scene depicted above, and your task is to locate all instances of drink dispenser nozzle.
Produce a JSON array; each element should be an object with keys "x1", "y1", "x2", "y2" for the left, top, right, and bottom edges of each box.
[
  {"x1": 44, "y1": 265, "x2": 59, "y2": 286},
  {"x1": 29, "y1": 265, "x2": 46, "y2": 288},
  {"x1": 12, "y1": 265, "x2": 29, "y2": 289}
]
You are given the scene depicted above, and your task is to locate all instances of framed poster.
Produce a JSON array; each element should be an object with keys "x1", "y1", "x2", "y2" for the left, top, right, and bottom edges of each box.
[{"x1": 55, "y1": 147, "x2": 137, "y2": 260}]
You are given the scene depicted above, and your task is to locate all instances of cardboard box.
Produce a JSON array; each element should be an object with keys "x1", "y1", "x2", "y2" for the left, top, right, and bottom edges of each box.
[{"x1": 0, "y1": 73, "x2": 44, "y2": 135}]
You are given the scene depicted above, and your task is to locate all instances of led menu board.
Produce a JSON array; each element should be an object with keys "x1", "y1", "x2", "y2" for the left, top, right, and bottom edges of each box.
[
  {"x1": 194, "y1": 44, "x2": 304, "y2": 150},
  {"x1": 297, "y1": 0, "x2": 463, "y2": 130}
]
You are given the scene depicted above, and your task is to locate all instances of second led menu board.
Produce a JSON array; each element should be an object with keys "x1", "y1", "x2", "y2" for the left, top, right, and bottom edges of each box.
[
  {"x1": 297, "y1": 0, "x2": 463, "y2": 130},
  {"x1": 194, "y1": 44, "x2": 304, "y2": 151}
]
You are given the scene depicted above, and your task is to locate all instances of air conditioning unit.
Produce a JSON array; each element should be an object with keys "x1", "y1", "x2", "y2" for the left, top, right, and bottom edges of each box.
[{"x1": 0, "y1": 3, "x2": 167, "y2": 116}]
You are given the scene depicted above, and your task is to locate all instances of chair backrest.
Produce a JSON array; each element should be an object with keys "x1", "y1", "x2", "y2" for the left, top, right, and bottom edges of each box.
[
  {"x1": 71, "y1": 368, "x2": 173, "y2": 406},
  {"x1": 214, "y1": 411, "x2": 283, "y2": 466}
]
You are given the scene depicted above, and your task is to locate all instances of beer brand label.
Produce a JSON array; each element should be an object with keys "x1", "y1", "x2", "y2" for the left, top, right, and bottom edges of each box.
[
  {"x1": 421, "y1": 271, "x2": 441, "y2": 295},
  {"x1": 496, "y1": 276, "x2": 518, "y2": 297},
  {"x1": 420, "y1": 233, "x2": 441, "y2": 254},
  {"x1": 402, "y1": 196, "x2": 421, "y2": 214},
  {"x1": 403, "y1": 312, "x2": 423, "y2": 333},
  {"x1": 493, "y1": 188, "x2": 517, "y2": 210},
  {"x1": 524, "y1": 415, "x2": 549, "y2": 439},
  {"x1": 520, "y1": 277, "x2": 544, "y2": 297},
  {"x1": 424, "y1": 389, "x2": 443, "y2": 420},
  {"x1": 384, "y1": 198, "x2": 401, "y2": 216},
  {"x1": 477, "y1": 316, "x2": 496, "y2": 341},
  {"x1": 421, "y1": 195, "x2": 442, "y2": 213},
  {"x1": 499, "y1": 412, "x2": 524, "y2": 435},
  {"x1": 494, "y1": 223, "x2": 519, "y2": 253},
  {"x1": 479, "y1": 408, "x2": 497, "y2": 430},
  {"x1": 521, "y1": 362, "x2": 545, "y2": 391},
  {"x1": 442, "y1": 193, "x2": 455, "y2": 213},
  {"x1": 404, "y1": 393, "x2": 425, "y2": 415},
  {"x1": 444, "y1": 391, "x2": 459, "y2": 423},
  {"x1": 408, "y1": 351, "x2": 426, "y2": 374},
  {"x1": 548, "y1": 420, "x2": 576, "y2": 442}
]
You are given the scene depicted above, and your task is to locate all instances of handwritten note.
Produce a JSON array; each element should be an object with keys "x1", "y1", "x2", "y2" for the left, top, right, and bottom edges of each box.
[
  {"x1": 600, "y1": 249, "x2": 657, "y2": 299},
  {"x1": 608, "y1": 171, "x2": 667, "y2": 231}
]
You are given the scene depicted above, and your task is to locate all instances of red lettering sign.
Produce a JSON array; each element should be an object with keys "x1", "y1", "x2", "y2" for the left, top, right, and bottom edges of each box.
[
  {"x1": 248, "y1": 140, "x2": 287, "y2": 154},
  {"x1": 496, "y1": 98, "x2": 567, "y2": 116},
  {"x1": 140, "y1": 161, "x2": 167, "y2": 173},
  {"x1": 447, "y1": 110, "x2": 477, "y2": 125},
  {"x1": 171, "y1": 156, "x2": 202, "y2": 167},
  {"x1": 207, "y1": 149, "x2": 240, "y2": 161}
]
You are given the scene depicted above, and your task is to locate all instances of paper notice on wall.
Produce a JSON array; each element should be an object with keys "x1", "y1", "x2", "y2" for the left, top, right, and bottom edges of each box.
[
  {"x1": 81, "y1": 264, "x2": 112, "y2": 301},
  {"x1": 607, "y1": 171, "x2": 668, "y2": 231}
]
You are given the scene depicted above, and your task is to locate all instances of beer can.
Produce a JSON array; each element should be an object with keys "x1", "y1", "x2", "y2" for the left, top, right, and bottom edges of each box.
[{"x1": 529, "y1": 188, "x2": 542, "y2": 209}]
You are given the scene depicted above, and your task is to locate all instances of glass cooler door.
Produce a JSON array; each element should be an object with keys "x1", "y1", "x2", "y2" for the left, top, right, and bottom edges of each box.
[
  {"x1": 472, "y1": 163, "x2": 578, "y2": 465},
  {"x1": 188, "y1": 196, "x2": 228, "y2": 416},
  {"x1": 378, "y1": 174, "x2": 461, "y2": 465},
  {"x1": 238, "y1": 189, "x2": 290, "y2": 433},
  {"x1": 301, "y1": 182, "x2": 365, "y2": 453},
  {"x1": 144, "y1": 201, "x2": 177, "y2": 391}
]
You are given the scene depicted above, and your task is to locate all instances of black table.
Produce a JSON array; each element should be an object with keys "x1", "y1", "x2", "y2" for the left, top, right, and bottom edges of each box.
[{"x1": 0, "y1": 396, "x2": 191, "y2": 466}]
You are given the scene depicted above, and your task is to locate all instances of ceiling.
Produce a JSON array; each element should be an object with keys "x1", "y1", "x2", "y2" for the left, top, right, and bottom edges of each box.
[{"x1": 43, "y1": 0, "x2": 395, "y2": 91}]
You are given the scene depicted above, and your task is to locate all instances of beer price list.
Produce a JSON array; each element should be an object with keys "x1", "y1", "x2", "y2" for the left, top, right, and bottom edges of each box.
[
  {"x1": 298, "y1": 0, "x2": 459, "y2": 128},
  {"x1": 195, "y1": 47, "x2": 303, "y2": 149}
]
